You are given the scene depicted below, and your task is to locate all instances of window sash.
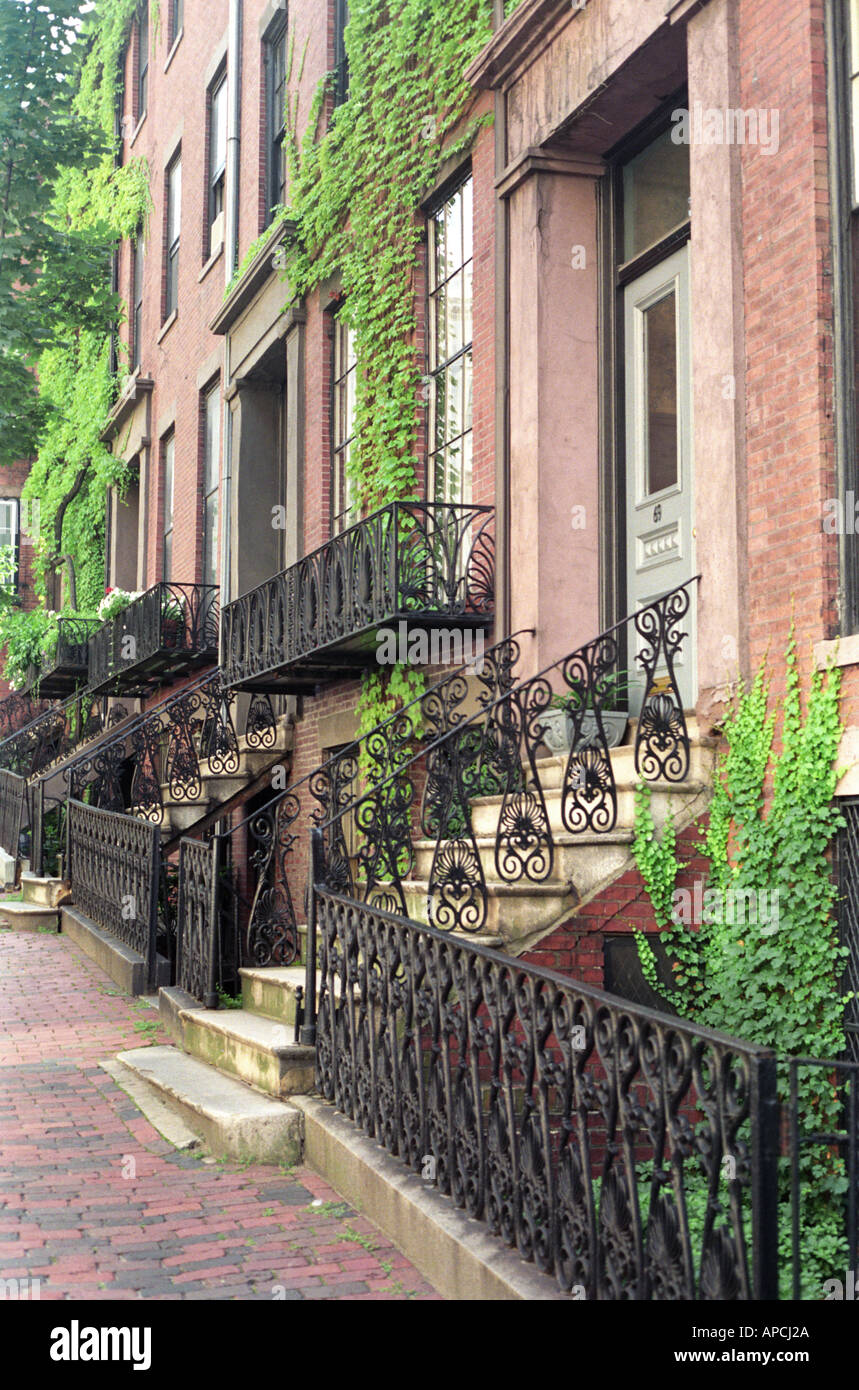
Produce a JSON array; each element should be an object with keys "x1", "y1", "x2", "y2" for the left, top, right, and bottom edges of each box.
[
  {"x1": 334, "y1": 0, "x2": 350, "y2": 107},
  {"x1": 170, "y1": 0, "x2": 183, "y2": 44},
  {"x1": 166, "y1": 158, "x2": 181, "y2": 316},
  {"x1": 0, "y1": 500, "x2": 19, "y2": 591},
  {"x1": 132, "y1": 234, "x2": 144, "y2": 366},
  {"x1": 428, "y1": 175, "x2": 473, "y2": 506},
  {"x1": 202, "y1": 388, "x2": 220, "y2": 586},
  {"x1": 332, "y1": 317, "x2": 357, "y2": 534},
  {"x1": 267, "y1": 26, "x2": 287, "y2": 218},
  {"x1": 163, "y1": 435, "x2": 174, "y2": 583},
  {"x1": 137, "y1": 6, "x2": 149, "y2": 119}
]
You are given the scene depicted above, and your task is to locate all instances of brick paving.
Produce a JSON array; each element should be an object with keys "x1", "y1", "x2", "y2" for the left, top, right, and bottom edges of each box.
[{"x1": 0, "y1": 930, "x2": 440, "y2": 1300}]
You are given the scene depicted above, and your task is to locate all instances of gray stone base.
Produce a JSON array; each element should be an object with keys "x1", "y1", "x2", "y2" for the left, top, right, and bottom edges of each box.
[
  {"x1": 61, "y1": 907, "x2": 169, "y2": 996},
  {"x1": 291, "y1": 1094, "x2": 568, "y2": 1301}
]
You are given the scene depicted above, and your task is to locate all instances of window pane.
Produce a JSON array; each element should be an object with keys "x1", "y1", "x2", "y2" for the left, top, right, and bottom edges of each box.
[
  {"x1": 204, "y1": 494, "x2": 218, "y2": 587},
  {"x1": 644, "y1": 290, "x2": 678, "y2": 496},
  {"x1": 205, "y1": 388, "x2": 220, "y2": 492},
  {"x1": 211, "y1": 79, "x2": 227, "y2": 178},
  {"x1": 622, "y1": 128, "x2": 689, "y2": 262},
  {"x1": 428, "y1": 174, "x2": 473, "y2": 507},
  {"x1": 164, "y1": 437, "x2": 174, "y2": 527},
  {"x1": 852, "y1": 0, "x2": 859, "y2": 75},
  {"x1": 168, "y1": 159, "x2": 181, "y2": 245}
]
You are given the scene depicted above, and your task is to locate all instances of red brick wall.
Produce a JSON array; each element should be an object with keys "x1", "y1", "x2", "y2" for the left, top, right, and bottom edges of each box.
[
  {"x1": 518, "y1": 823, "x2": 710, "y2": 989},
  {"x1": 739, "y1": 0, "x2": 838, "y2": 689}
]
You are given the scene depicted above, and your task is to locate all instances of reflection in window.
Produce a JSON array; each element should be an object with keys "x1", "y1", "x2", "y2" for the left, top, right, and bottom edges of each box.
[
  {"x1": 163, "y1": 434, "x2": 174, "y2": 583},
  {"x1": 622, "y1": 128, "x2": 689, "y2": 263},
  {"x1": 644, "y1": 291, "x2": 678, "y2": 496},
  {"x1": 332, "y1": 316, "x2": 357, "y2": 535},
  {"x1": 428, "y1": 174, "x2": 473, "y2": 507},
  {"x1": 202, "y1": 386, "x2": 220, "y2": 588}
]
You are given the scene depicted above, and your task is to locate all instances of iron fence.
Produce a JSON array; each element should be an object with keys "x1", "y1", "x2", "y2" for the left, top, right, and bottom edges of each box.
[
  {"x1": 0, "y1": 769, "x2": 26, "y2": 859},
  {"x1": 66, "y1": 799, "x2": 160, "y2": 990},
  {"x1": 38, "y1": 617, "x2": 101, "y2": 695},
  {"x1": 787, "y1": 1056, "x2": 858, "y2": 1300},
  {"x1": 0, "y1": 687, "x2": 131, "y2": 781},
  {"x1": 222, "y1": 500, "x2": 495, "y2": 690},
  {"x1": 0, "y1": 690, "x2": 48, "y2": 743},
  {"x1": 307, "y1": 858, "x2": 780, "y2": 1300}
]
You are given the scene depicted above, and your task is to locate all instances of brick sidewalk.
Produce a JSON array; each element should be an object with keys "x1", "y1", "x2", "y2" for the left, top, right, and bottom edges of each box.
[{"x1": 0, "y1": 931, "x2": 440, "y2": 1301}]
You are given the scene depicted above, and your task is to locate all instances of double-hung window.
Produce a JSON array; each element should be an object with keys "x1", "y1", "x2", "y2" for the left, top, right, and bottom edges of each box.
[
  {"x1": 132, "y1": 232, "x2": 144, "y2": 368},
  {"x1": 427, "y1": 173, "x2": 473, "y2": 506},
  {"x1": 332, "y1": 315, "x2": 357, "y2": 535},
  {"x1": 163, "y1": 434, "x2": 175, "y2": 583},
  {"x1": 165, "y1": 154, "x2": 181, "y2": 319},
  {"x1": 333, "y1": 1, "x2": 350, "y2": 108},
  {"x1": 0, "y1": 501, "x2": 19, "y2": 594},
  {"x1": 136, "y1": 4, "x2": 149, "y2": 124},
  {"x1": 266, "y1": 22, "x2": 287, "y2": 221},
  {"x1": 169, "y1": 0, "x2": 183, "y2": 47},
  {"x1": 202, "y1": 385, "x2": 221, "y2": 589},
  {"x1": 208, "y1": 74, "x2": 228, "y2": 255}
]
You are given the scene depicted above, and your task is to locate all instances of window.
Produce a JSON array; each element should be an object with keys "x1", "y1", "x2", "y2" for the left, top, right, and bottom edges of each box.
[
  {"x1": 332, "y1": 314, "x2": 357, "y2": 534},
  {"x1": 136, "y1": 4, "x2": 149, "y2": 124},
  {"x1": 427, "y1": 173, "x2": 473, "y2": 506},
  {"x1": 169, "y1": 0, "x2": 183, "y2": 47},
  {"x1": 162, "y1": 434, "x2": 175, "y2": 583},
  {"x1": 265, "y1": 21, "x2": 287, "y2": 221},
  {"x1": 202, "y1": 385, "x2": 220, "y2": 588},
  {"x1": 132, "y1": 231, "x2": 145, "y2": 368},
  {"x1": 333, "y1": 1, "x2": 350, "y2": 108},
  {"x1": 165, "y1": 153, "x2": 181, "y2": 319},
  {"x1": 208, "y1": 73, "x2": 228, "y2": 255},
  {"x1": 0, "y1": 501, "x2": 19, "y2": 593}
]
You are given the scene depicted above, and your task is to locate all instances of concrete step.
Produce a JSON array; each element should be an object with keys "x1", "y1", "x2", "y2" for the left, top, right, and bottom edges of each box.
[
  {"x1": 411, "y1": 829, "x2": 634, "y2": 886},
  {"x1": 177, "y1": 1004, "x2": 316, "y2": 1099},
  {"x1": 469, "y1": 779, "x2": 710, "y2": 838},
  {"x1": 115, "y1": 1045, "x2": 303, "y2": 1164},
  {"x1": 399, "y1": 877, "x2": 573, "y2": 941},
  {"x1": 0, "y1": 900, "x2": 59, "y2": 933},
  {"x1": 240, "y1": 966, "x2": 308, "y2": 1025},
  {"x1": 20, "y1": 873, "x2": 65, "y2": 907},
  {"x1": 532, "y1": 734, "x2": 716, "y2": 792}
]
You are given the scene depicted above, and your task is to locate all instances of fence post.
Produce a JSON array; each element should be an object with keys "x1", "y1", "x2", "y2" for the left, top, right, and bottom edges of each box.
[
  {"x1": 64, "y1": 794, "x2": 72, "y2": 886},
  {"x1": 300, "y1": 828, "x2": 323, "y2": 1046},
  {"x1": 31, "y1": 780, "x2": 44, "y2": 877},
  {"x1": 205, "y1": 834, "x2": 221, "y2": 1010},
  {"x1": 750, "y1": 1053, "x2": 781, "y2": 1300},
  {"x1": 146, "y1": 822, "x2": 160, "y2": 993}
]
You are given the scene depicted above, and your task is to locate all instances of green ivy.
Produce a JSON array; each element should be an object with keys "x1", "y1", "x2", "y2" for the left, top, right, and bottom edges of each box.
[
  {"x1": 279, "y1": 0, "x2": 495, "y2": 735},
  {"x1": 17, "y1": 0, "x2": 152, "y2": 646}
]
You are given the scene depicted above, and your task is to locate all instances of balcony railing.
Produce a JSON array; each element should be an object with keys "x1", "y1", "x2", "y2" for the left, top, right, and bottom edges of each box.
[
  {"x1": 39, "y1": 617, "x2": 101, "y2": 697},
  {"x1": 0, "y1": 690, "x2": 48, "y2": 744},
  {"x1": 223, "y1": 501, "x2": 495, "y2": 692},
  {"x1": 88, "y1": 583, "x2": 219, "y2": 695}
]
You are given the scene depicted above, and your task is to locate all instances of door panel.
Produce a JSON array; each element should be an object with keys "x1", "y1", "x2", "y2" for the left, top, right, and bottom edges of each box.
[{"x1": 624, "y1": 246, "x2": 695, "y2": 712}]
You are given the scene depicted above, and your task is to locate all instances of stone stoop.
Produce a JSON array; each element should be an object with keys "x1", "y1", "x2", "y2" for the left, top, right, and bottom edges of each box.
[{"x1": 0, "y1": 873, "x2": 66, "y2": 933}]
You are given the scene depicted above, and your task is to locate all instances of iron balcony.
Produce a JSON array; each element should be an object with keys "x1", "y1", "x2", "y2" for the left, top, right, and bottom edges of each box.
[
  {"x1": 38, "y1": 617, "x2": 101, "y2": 698},
  {"x1": 222, "y1": 501, "x2": 495, "y2": 693},
  {"x1": 87, "y1": 582, "x2": 220, "y2": 696}
]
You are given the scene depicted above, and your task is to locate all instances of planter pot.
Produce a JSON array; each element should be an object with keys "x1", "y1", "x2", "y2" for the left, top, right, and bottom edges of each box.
[{"x1": 540, "y1": 707, "x2": 630, "y2": 754}]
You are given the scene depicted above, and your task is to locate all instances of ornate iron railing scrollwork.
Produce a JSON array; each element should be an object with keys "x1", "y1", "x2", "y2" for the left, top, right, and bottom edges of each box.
[
  {"x1": 88, "y1": 582, "x2": 220, "y2": 691},
  {"x1": 314, "y1": 579, "x2": 699, "y2": 936},
  {"x1": 0, "y1": 686, "x2": 131, "y2": 782},
  {"x1": 222, "y1": 501, "x2": 495, "y2": 688},
  {"x1": 67, "y1": 799, "x2": 161, "y2": 990},
  {"x1": 308, "y1": 873, "x2": 780, "y2": 1300},
  {"x1": 0, "y1": 769, "x2": 27, "y2": 858}
]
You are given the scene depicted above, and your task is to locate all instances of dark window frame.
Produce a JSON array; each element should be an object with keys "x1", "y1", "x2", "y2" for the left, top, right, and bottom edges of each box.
[
  {"x1": 162, "y1": 432, "x2": 175, "y2": 584},
  {"x1": 425, "y1": 164, "x2": 474, "y2": 508},
  {"x1": 331, "y1": 308, "x2": 357, "y2": 536},
  {"x1": 207, "y1": 69, "x2": 228, "y2": 257},
  {"x1": 333, "y1": 0, "x2": 350, "y2": 108},
  {"x1": 168, "y1": 0, "x2": 183, "y2": 48},
  {"x1": 201, "y1": 383, "x2": 221, "y2": 589},
  {"x1": 165, "y1": 152, "x2": 181, "y2": 320},
  {"x1": 264, "y1": 18, "x2": 288, "y2": 224},
  {"x1": 132, "y1": 231, "x2": 145, "y2": 369},
  {"x1": 136, "y1": 4, "x2": 149, "y2": 124}
]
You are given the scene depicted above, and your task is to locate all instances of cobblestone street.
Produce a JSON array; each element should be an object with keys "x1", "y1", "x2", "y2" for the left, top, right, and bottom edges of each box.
[{"x1": 0, "y1": 930, "x2": 440, "y2": 1301}]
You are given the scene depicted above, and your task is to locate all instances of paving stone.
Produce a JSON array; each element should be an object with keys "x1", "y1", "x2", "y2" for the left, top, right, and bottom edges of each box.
[{"x1": 0, "y1": 932, "x2": 439, "y2": 1302}]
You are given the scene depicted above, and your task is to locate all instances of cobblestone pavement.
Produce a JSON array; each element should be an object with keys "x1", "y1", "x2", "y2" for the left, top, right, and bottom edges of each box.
[{"x1": 0, "y1": 930, "x2": 440, "y2": 1301}]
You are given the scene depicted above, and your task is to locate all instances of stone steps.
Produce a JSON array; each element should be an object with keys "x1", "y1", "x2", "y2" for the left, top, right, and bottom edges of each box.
[
  {"x1": 174, "y1": 1001, "x2": 316, "y2": 1099},
  {"x1": 0, "y1": 900, "x2": 59, "y2": 933},
  {"x1": 115, "y1": 1045, "x2": 303, "y2": 1164}
]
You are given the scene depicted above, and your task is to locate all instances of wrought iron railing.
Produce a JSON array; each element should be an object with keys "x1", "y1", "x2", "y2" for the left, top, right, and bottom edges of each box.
[
  {"x1": 0, "y1": 686, "x2": 131, "y2": 781},
  {"x1": 222, "y1": 501, "x2": 495, "y2": 689},
  {"x1": 38, "y1": 617, "x2": 100, "y2": 694},
  {"x1": 786, "y1": 1056, "x2": 858, "y2": 1299},
  {"x1": 88, "y1": 582, "x2": 219, "y2": 693},
  {"x1": 313, "y1": 579, "x2": 697, "y2": 933},
  {"x1": 307, "y1": 865, "x2": 780, "y2": 1300},
  {"x1": 66, "y1": 799, "x2": 161, "y2": 990},
  {"x1": 0, "y1": 690, "x2": 48, "y2": 744},
  {"x1": 174, "y1": 628, "x2": 527, "y2": 1003},
  {"x1": 0, "y1": 769, "x2": 26, "y2": 859},
  {"x1": 58, "y1": 671, "x2": 277, "y2": 828}
]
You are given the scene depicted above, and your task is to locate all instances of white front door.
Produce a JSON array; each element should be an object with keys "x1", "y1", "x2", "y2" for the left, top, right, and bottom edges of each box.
[{"x1": 624, "y1": 245, "x2": 696, "y2": 711}]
